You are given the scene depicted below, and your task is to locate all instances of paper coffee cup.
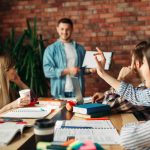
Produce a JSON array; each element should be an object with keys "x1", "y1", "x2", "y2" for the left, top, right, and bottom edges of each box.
[{"x1": 19, "y1": 89, "x2": 31, "y2": 98}]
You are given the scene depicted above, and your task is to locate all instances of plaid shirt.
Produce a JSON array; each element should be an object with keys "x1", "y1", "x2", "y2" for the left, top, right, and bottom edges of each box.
[{"x1": 103, "y1": 84, "x2": 150, "y2": 120}]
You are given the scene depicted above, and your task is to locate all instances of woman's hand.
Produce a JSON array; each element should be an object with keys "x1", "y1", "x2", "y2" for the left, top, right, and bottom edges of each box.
[
  {"x1": 94, "y1": 47, "x2": 106, "y2": 77},
  {"x1": 94, "y1": 47, "x2": 121, "y2": 90},
  {"x1": 92, "y1": 92, "x2": 104, "y2": 103},
  {"x1": 17, "y1": 96, "x2": 30, "y2": 107},
  {"x1": 117, "y1": 66, "x2": 134, "y2": 81},
  {"x1": 7, "y1": 67, "x2": 21, "y2": 84}
]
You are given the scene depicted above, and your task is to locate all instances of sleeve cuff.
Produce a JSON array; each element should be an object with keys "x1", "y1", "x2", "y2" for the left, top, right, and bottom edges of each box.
[{"x1": 56, "y1": 68, "x2": 64, "y2": 78}]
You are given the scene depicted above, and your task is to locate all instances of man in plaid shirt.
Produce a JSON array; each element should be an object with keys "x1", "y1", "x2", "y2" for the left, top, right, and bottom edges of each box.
[{"x1": 92, "y1": 41, "x2": 150, "y2": 120}]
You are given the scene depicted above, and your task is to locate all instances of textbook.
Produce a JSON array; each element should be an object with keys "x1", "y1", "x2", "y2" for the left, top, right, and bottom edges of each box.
[
  {"x1": 0, "y1": 106, "x2": 51, "y2": 119},
  {"x1": 74, "y1": 111, "x2": 110, "y2": 119},
  {"x1": 73, "y1": 103, "x2": 111, "y2": 115},
  {"x1": 0, "y1": 122, "x2": 32, "y2": 145},
  {"x1": 54, "y1": 120, "x2": 120, "y2": 144}
]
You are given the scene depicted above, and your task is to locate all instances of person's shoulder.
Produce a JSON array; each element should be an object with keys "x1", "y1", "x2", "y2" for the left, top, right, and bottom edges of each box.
[
  {"x1": 46, "y1": 41, "x2": 58, "y2": 48},
  {"x1": 75, "y1": 42, "x2": 85, "y2": 51},
  {"x1": 45, "y1": 41, "x2": 60, "y2": 52},
  {"x1": 75, "y1": 42, "x2": 84, "y2": 48}
]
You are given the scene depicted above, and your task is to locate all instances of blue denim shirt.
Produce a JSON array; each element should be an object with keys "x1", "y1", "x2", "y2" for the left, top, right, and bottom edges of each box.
[{"x1": 43, "y1": 40, "x2": 85, "y2": 98}]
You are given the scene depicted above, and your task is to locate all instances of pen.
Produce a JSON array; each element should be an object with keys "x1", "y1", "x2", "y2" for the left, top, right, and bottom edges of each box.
[
  {"x1": 0, "y1": 118, "x2": 25, "y2": 123},
  {"x1": 2, "y1": 118, "x2": 23, "y2": 122},
  {"x1": 40, "y1": 108, "x2": 46, "y2": 111},
  {"x1": 16, "y1": 121, "x2": 27, "y2": 124},
  {"x1": 86, "y1": 117, "x2": 109, "y2": 120},
  {"x1": 47, "y1": 145, "x2": 67, "y2": 150},
  {"x1": 61, "y1": 126, "x2": 93, "y2": 129}
]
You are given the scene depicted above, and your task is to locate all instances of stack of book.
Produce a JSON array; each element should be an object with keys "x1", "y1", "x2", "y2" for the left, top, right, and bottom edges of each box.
[
  {"x1": 38, "y1": 97, "x2": 66, "y2": 107},
  {"x1": 73, "y1": 103, "x2": 111, "y2": 118}
]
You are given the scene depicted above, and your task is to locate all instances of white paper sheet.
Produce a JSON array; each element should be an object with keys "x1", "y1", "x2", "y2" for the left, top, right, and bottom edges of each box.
[
  {"x1": 82, "y1": 51, "x2": 112, "y2": 70},
  {"x1": 54, "y1": 120, "x2": 120, "y2": 144},
  {"x1": 0, "y1": 106, "x2": 51, "y2": 119}
]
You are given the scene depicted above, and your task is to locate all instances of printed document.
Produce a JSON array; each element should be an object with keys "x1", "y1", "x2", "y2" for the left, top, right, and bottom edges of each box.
[
  {"x1": 82, "y1": 51, "x2": 112, "y2": 70},
  {"x1": 54, "y1": 120, "x2": 120, "y2": 144}
]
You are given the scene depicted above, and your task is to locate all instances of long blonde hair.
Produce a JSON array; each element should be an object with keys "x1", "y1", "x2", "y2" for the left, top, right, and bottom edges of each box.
[{"x1": 0, "y1": 52, "x2": 15, "y2": 108}]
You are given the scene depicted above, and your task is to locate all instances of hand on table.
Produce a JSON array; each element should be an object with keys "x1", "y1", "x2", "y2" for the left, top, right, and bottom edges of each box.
[{"x1": 92, "y1": 92, "x2": 104, "y2": 103}]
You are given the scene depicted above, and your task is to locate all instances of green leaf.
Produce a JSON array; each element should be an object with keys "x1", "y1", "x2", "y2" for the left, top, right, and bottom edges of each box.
[{"x1": 1, "y1": 17, "x2": 48, "y2": 97}]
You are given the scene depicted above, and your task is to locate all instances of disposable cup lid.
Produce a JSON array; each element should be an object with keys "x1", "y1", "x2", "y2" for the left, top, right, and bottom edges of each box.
[{"x1": 34, "y1": 119, "x2": 55, "y2": 129}]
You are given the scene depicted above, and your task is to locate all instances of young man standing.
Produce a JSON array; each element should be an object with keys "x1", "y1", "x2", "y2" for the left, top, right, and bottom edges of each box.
[{"x1": 43, "y1": 18, "x2": 86, "y2": 98}]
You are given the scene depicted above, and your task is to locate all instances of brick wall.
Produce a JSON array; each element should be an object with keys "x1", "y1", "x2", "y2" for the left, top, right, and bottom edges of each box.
[{"x1": 1, "y1": 0, "x2": 150, "y2": 96}]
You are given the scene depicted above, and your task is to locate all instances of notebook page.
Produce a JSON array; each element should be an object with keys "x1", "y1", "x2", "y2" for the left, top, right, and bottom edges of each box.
[
  {"x1": 0, "y1": 107, "x2": 51, "y2": 119},
  {"x1": 82, "y1": 51, "x2": 112, "y2": 70},
  {"x1": 54, "y1": 120, "x2": 120, "y2": 144},
  {"x1": 56, "y1": 120, "x2": 114, "y2": 129},
  {"x1": 0, "y1": 122, "x2": 31, "y2": 145},
  {"x1": 54, "y1": 128, "x2": 120, "y2": 144}
]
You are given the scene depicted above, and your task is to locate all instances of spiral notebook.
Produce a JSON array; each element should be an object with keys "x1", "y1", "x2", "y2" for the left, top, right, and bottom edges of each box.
[
  {"x1": 54, "y1": 120, "x2": 120, "y2": 144},
  {"x1": 0, "y1": 106, "x2": 51, "y2": 119}
]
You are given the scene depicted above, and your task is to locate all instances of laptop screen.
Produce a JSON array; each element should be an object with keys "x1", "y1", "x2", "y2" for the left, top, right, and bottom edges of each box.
[{"x1": 71, "y1": 77, "x2": 84, "y2": 104}]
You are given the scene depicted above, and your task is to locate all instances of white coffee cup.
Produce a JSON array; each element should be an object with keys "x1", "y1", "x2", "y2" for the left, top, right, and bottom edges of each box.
[{"x1": 19, "y1": 89, "x2": 31, "y2": 99}]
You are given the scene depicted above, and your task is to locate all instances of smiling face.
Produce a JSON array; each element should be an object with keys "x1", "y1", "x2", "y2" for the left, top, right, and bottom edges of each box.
[{"x1": 56, "y1": 22, "x2": 73, "y2": 42}]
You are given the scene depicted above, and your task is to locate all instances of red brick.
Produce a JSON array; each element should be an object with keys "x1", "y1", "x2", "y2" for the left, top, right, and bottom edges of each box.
[{"x1": 1, "y1": 0, "x2": 150, "y2": 96}]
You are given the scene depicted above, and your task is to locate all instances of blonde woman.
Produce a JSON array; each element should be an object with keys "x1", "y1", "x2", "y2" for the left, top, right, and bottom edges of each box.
[{"x1": 0, "y1": 52, "x2": 30, "y2": 114}]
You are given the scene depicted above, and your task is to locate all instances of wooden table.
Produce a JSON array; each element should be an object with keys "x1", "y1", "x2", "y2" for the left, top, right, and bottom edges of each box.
[
  {"x1": 0, "y1": 107, "x2": 63, "y2": 150},
  {"x1": 0, "y1": 107, "x2": 138, "y2": 150},
  {"x1": 104, "y1": 113, "x2": 138, "y2": 150}
]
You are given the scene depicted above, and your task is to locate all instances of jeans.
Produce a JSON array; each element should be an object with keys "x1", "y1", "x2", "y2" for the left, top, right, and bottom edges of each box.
[{"x1": 64, "y1": 92, "x2": 73, "y2": 98}]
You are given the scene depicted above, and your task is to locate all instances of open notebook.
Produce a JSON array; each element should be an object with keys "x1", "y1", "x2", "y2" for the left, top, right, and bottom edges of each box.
[
  {"x1": 54, "y1": 120, "x2": 120, "y2": 144},
  {"x1": 0, "y1": 122, "x2": 32, "y2": 145},
  {"x1": 0, "y1": 106, "x2": 51, "y2": 119}
]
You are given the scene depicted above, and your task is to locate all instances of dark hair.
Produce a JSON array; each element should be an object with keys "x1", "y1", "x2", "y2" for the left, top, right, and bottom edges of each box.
[
  {"x1": 0, "y1": 51, "x2": 15, "y2": 71},
  {"x1": 142, "y1": 42, "x2": 150, "y2": 68},
  {"x1": 132, "y1": 40, "x2": 150, "y2": 66},
  {"x1": 57, "y1": 18, "x2": 73, "y2": 28}
]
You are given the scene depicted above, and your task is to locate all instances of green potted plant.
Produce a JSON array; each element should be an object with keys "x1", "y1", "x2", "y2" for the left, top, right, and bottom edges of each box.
[{"x1": 1, "y1": 17, "x2": 49, "y2": 97}]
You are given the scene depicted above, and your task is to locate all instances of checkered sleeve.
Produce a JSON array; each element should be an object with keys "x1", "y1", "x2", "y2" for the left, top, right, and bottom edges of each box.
[
  {"x1": 120, "y1": 121, "x2": 150, "y2": 150},
  {"x1": 116, "y1": 81, "x2": 150, "y2": 106}
]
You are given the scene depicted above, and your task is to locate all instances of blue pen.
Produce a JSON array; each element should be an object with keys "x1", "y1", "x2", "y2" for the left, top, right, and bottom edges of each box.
[
  {"x1": 40, "y1": 108, "x2": 46, "y2": 111},
  {"x1": 61, "y1": 126, "x2": 93, "y2": 129},
  {"x1": 3, "y1": 118, "x2": 23, "y2": 122}
]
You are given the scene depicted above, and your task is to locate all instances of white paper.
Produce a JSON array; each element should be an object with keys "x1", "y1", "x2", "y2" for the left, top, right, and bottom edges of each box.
[
  {"x1": 0, "y1": 106, "x2": 51, "y2": 119},
  {"x1": 82, "y1": 51, "x2": 112, "y2": 70},
  {"x1": 54, "y1": 120, "x2": 120, "y2": 144},
  {"x1": 0, "y1": 122, "x2": 32, "y2": 145},
  {"x1": 60, "y1": 97, "x2": 92, "y2": 103},
  {"x1": 55, "y1": 120, "x2": 114, "y2": 129}
]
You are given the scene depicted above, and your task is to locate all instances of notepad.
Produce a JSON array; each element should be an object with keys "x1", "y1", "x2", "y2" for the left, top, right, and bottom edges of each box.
[
  {"x1": 0, "y1": 106, "x2": 51, "y2": 119},
  {"x1": 54, "y1": 120, "x2": 120, "y2": 144},
  {"x1": 82, "y1": 51, "x2": 112, "y2": 70}
]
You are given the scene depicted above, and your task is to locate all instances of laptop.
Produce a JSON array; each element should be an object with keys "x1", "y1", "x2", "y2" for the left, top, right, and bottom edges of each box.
[
  {"x1": 61, "y1": 77, "x2": 92, "y2": 104},
  {"x1": 71, "y1": 77, "x2": 92, "y2": 104}
]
